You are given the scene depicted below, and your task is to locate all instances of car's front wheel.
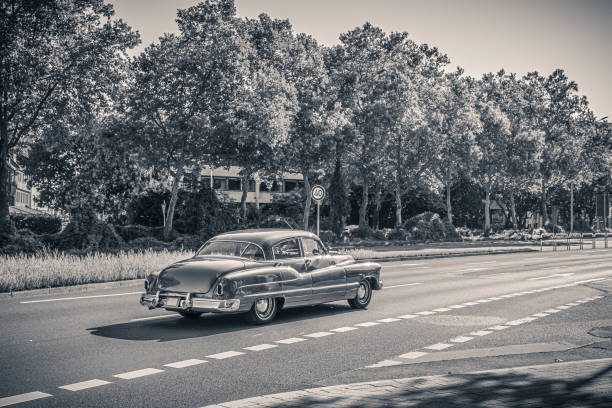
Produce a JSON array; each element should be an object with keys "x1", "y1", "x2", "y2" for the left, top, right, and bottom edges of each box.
[
  {"x1": 348, "y1": 279, "x2": 372, "y2": 309},
  {"x1": 245, "y1": 297, "x2": 278, "y2": 324}
]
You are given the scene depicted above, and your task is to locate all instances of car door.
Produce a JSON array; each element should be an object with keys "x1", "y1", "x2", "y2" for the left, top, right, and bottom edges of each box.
[
  {"x1": 273, "y1": 238, "x2": 313, "y2": 306},
  {"x1": 302, "y1": 237, "x2": 346, "y2": 303}
]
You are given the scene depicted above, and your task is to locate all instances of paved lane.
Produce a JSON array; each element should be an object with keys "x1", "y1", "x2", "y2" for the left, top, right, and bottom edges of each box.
[{"x1": 0, "y1": 250, "x2": 610, "y2": 407}]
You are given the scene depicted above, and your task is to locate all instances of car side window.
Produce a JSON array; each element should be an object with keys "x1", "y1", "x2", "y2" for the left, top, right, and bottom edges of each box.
[
  {"x1": 240, "y1": 244, "x2": 265, "y2": 261},
  {"x1": 272, "y1": 239, "x2": 301, "y2": 259},
  {"x1": 302, "y1": 238, "x2": 325, "y2": 256}
]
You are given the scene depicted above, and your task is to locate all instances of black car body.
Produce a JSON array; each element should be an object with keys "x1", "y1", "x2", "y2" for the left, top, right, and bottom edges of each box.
[{"x1": 140, "y1": 229, "x2": 382, "y2": 324}]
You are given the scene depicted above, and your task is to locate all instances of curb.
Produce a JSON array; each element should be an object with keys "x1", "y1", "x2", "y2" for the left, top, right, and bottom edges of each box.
[
  {"x1": 0, "y1": 278, "x2": 144, "y2": 300},
  {"x1": 358, "y1": 247, "x2": 538, "y2": 263},
  {"x1": 0, "y1": 247, "x2": 539, "y2": 300}
]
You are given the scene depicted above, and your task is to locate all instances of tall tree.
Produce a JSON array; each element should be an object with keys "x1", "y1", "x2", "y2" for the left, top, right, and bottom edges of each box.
[
  {"x1": 0, "y1": 0, "x2": 138, "y2": 237},
  {"x1": 130, "y1": 0, "x2": 249, "y2": 238}
]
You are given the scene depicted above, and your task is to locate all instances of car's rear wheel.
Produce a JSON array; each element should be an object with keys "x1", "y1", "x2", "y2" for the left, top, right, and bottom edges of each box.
[
  {"x1": 177, "y1": 310, "x2": 202, "y2": 318},
  {"x1": 348, "y1": 279, "x2": 372, "y2": 309},
  {"x1": 245, "y1": 297, "x2": 278, "y2": 324}
]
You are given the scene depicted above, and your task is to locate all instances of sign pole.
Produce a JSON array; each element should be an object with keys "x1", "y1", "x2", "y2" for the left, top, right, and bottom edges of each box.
[{"x1": 317, "y1": 201, "x2": 320, "y2": 236}]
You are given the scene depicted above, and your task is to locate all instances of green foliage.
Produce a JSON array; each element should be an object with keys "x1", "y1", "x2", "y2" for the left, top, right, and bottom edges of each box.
[
  {"x1": 0, "y1": 233, "x2": 46, "y2": 255},
  {"x1": 329, "y1": 158, "x2": 348, "y2": 237},
  {"x1": 10, "y1": 215, "x2": 62, "y2": 235}
]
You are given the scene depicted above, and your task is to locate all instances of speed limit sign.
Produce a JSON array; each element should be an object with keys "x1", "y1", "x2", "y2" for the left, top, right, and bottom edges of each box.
[{"x1": 311, "y1": 185, "x2": 326, "y2": 202}]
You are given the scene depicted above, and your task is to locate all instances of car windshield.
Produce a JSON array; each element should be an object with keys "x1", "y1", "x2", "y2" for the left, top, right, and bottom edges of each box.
[{"x1": 196, "y1": 240, "x2": 265, "y2": 261}]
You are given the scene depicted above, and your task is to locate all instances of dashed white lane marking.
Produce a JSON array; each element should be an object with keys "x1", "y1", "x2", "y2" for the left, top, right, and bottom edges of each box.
[
  {"x1": 476, "y1": 299, "x2": 492, "y2": 303},
  {"x1": 556, "y1": 305, "x2": 571, "y2": 310},
  {"x1": 488, "y1": 297, "x2": 503, "y2": 300},
  {"x1": 545, "y1": 309, "x2": 561, "y2": 313},
  {"x1": 528, "y1": 273, "x2": 574, "y2": 281},
  {"x1": 355, "y1": 322, "x2": 380, "y2": 327},
  {"x1": 532, "y1": 313, "x2": 550, "y2": 317},
  {"x1": 399, "y1": 351, "x2": 429, "y2": 359},
  {"x1": 566, "y1": 302, "x2": 579, "y2": 306},
  {"x1": 0, "y1": 391, "x2": 52, "y2": 407},
  {"x1": 489, "y1": 325, "x2": 510, "y2": 330},
  {"x1": 305, "y1": 332, "x2": 334, "y2": 338},
  {"x1": 113, "y1": 368, "x2": 164, "y2": 379},
  {"x1": 384, "y1": 283, "x2": 423, "y2": 289},
  {"x1": 397, "y1": 314, "x2": 418, "y2": 319},
  {"x1": 424, "y1": 343, "x2": 453, "y2": 351},
  {"x1": 470, "y1": 330, "x2": 493, "y2": 336},
  {"x1": 448, "y1": 304, "x2": 466, "y2": 309},
  {"x1": 366, "y1": 360, "x2": 403, "y2": 368},
  {"x1": 457, "y1": 268, "x2": 487, "y2": 272},
  {"x1": 393, "y1": 263, "x2": 425, "y2": 267},
  {"x1": 206, "y1": 351, "x2": 245, "y2": 359},
  {"x1": 276, "y1": 337, "x2": 307, "y2": 344},
  {"x1": 243, "y1": 344, "x2": 278, "y2": 351},
  {"x1": 463, "y1": 302, "x2": 479, "y2": 306},
  {"x1": 20, "y1": 291, "x2": 143, "y2": 304},
  {"x1": 59, "y1": 379, "x2": 111, "y2": 391},
  {"x1": 416, "y1": 311, "x2": 436, "y2": 315},
  {"x1": 331, "y1": 327, "x2": 358, "y2": 333},
  {"x1": 164, "y1": 359, "x2": 206, "y2": 368},
  {"x1": 378, "y1": 318, "x2": 401, "y2": 323},
  {"x1": 450, "y1": 336, "x2": 473, "y2": 343},
  {"x1": 130, "y1": 314, "x2": 177, "y2": 322},
  {"x1": 467, "y1": 261, "x2": 497, "y2": 265},
  {"x1": 433, "y1": 308, "x2": 452, "y2": 312}
]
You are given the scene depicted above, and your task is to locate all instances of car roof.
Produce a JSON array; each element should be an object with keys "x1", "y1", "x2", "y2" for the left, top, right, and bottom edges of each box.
[{"x1": 210, "y1": 229, "x2": 318, "y2": 246}]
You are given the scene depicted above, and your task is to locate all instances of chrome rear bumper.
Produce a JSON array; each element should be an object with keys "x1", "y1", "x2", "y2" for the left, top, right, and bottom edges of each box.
[{"x1": 140, "y1": 291, "x2": 240, "y2": 313}]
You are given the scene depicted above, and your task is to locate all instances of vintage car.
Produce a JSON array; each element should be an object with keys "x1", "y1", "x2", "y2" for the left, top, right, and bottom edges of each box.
[{"x1": 140, "y1": 229, "x2": 382, "y2": 324}]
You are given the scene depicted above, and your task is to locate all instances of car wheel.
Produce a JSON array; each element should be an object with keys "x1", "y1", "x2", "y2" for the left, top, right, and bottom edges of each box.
[
  {"x1": 348, "y1": 279, "x2": 372, "y2": 309},
  {"x1": 177, "y1": 310, "x2": 203, "y2": 318},
  {"x1": 245, "y1": 297, "x2": 278, "y2": 324}
]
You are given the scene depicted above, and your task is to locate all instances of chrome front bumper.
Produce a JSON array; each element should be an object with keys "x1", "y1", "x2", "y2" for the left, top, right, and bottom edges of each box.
[{"x1": 140, "y1": 291, "x2": 240, "y2": 313}]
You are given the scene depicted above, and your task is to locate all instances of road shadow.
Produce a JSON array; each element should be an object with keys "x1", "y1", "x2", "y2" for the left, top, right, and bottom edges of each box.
[
  {"x1": 87, "y1": 302, "x2": 354, "y2": 342},
  {"x1": 260, "y1": 363, "x2": 612, "y2": 407}
]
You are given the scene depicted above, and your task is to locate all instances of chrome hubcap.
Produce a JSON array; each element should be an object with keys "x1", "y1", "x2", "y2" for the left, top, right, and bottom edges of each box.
[
  {"x1": 256, "y1": 299, "x2": 269, "y2": 313},
  {"x1": 358, "y1": 283, "x2": 367, "y2": 299}
]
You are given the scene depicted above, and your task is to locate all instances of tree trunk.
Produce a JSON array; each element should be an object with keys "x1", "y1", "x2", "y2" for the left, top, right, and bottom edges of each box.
[
  {"x1": 163, "y1": 165, "x2": 185, "y2": 240},
  {"x1": 541, "y1": 181, "x2": 549, "y2": 225},
  {"x1": 394, "y1": 183, "x2": 402, "y2": 227},
  {"x1": 359, "y1": 172, "x2": 369, "y2": 230},
  {"x1": 510, "y1": 192, "x2": 518, "y2": 229},
  {"x1": 302, "y1": 171, "x2": 311, "y2": 230},
  {"x1": 570, "y1": 183, "x2": 574, "y2": 233},
  {"x1": 254, "y1": 176, "x2": 260, "y2": 228},
  {"x1": 373, "y1": 181, "x2": 382, "y2": 230},
  {"x1": 445, "y1": 172, "x2": 452, "y2": 225},
  {"x1": 0, "y1": 121, "x2": 12, "y2": 238},
  {"x1": 484, "y1": 188, "x2": 491, "y2": 236},
  {"x1": 240, "y1": 172, "x2": 249, "y2": 224}
]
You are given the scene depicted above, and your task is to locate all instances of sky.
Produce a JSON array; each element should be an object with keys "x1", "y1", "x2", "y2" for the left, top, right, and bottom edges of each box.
[{"x1": 110, "y1": 0, "x2": 612, "y2": 120}]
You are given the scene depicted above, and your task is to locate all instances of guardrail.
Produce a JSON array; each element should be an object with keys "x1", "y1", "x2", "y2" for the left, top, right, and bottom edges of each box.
[{"x1": 540, "y1": 231, "x2": 609, "y2": 252}]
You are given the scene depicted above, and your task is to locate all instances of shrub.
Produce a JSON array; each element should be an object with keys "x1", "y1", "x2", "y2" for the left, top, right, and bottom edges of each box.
[
  {"x1": 115, "y1": 224, "x2": 158, "y2": 242},
  {"x1": 572, "y1": 219, "x2": 592, "y2": 232},
  {"x1": 128, "y1": 236, "x2": 170, "y2": 251},
  {"x1": 0, "y1": 233, "x2": 46, "y2": 255},
  {"x1": 170, "y1": 235, "x2": 202, "y2": 251},
  {"x1": 403, "y1": 212, "x2": 460, "y2": 242},
  {"x1": 55, "y1": 214, "x2": 123, "y2": 251},
  {"x1": 318, "y1": 230, "x2": 337, "y2": 244},
  {"x1": 387, "y1": 228, "x2": 408, "y2": 241},
  {"x1": 10, "y1": 214, "x2": 62, "y2": 235}
]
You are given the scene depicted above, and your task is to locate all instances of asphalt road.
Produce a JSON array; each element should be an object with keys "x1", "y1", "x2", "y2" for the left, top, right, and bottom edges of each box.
[{"x1": 0, "y1": 249, "x2": 610, "y2": 407}]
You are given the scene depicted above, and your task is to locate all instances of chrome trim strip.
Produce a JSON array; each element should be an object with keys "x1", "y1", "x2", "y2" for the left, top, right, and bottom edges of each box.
[{"x1": 241, "y1": 282, "x2": 358, "y2": 298}]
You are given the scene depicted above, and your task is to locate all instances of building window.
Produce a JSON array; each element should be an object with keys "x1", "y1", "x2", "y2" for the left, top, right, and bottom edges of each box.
[
  {"x1": 248, "y1": 180, "x2": 256, "y2": 192},
  {"x1": 260, "y1": 181, "x2": 282, "y2": 192},
  {"x1": 284, "y1": 180, "x2": 303, "y2": 192},
  {"x1": 213, "y1": 177, "x2": 227, "y2": 190},
  {"x1": 227, "y1": 178, "x2": 241, "y2": 191}
]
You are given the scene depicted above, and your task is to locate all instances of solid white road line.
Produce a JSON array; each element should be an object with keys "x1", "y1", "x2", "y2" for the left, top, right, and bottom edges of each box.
[
  {"x1": 448, "y1": 304, "x2": 466, "y2": 309},
  {"x1": 532, "y1": 313, "x2": 550, "y2": 317},
  {"x1": 275, "y1": 337, "x2": 307, "y2": 344},
  {"x1": 243, "y1": 344, "x2": 278, "y2": 351},
  {"x1": 354, "y1": 322, "x2": 380, "y2": 327},
  {"x1": 457, "y1": 268, "x2": 487, "y2": 272},
  {"x1": 305, "y1": 332, "x2": 334, "y2": 338},
  {"x1": 331, "y1": 327, "x2": 358, "y2": 332},
  {"x1": 390, "y1": 263, "x2": 425, "y2": 267},
  {"x1": 399, "y1": 351, "x2": 429, "y2": 359},
  {"x1": 206, "y1": 351, "x2": 245, "y2": 359},
  {"x1": 366, "y1": 360, "x2": 404, "y2": 368},
  {"x1": 528, "y1": 273, "x2": 574, "y2": 281},
  {"x1": 59, "y1": 379, "x2": 111, "y2": 391},
  {"x1": 544, "y1": 309, "x2": 561, "y2": 313},
  {"x1": 164, "y1": 359, "x2": 206, "y2": 368},
  {"x1": 377, "y1": 318, "x2": 401, "y2": 323},
  {"x1": 556, "y1": 305, "x2": 571, "y2": 310},
  {"x1": 463, "y1": 302, "x2": 479, "y2": 306},
  {"x1": 450, "y1": 336, "x2": 474, "y2": 343},
  {"x1": 489, "y1": 325, "x2": 510, "y2": 330},
  {"x1": 416, "y1": 311, "x2": 436, "y2": 315},
  {"x1": 397, "y1": 314, "x2": 418, "y2": 319},
  {"x1": 20, "y1": 291, "x2": 143, "y2": 304},
  {"x1": 424, "y1": 343, "x2": 453, "y2": 351},
  {"x1": 0, "y1": 391, "x2": 52, "y2": 407},
  {"x1": 433, "y1": 308, "x2": 452, "y2": 312},
  {"x1": 113, "y1": 368, "x2": 164, "y2": 379},
  {"x1": 130, "y1": 314, "x2": 178, "y2": 322},
  {"x1": 384, "y1": 283, "x2": 423, "y2": 289},
  {"x1": 467, "y1": 261, "x2": 497, "y2": 265}
]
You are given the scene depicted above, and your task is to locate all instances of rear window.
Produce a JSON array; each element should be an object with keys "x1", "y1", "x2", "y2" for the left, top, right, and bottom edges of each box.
[{"x1": 197, "y1": 240, "x2": 265, "y2": 261}]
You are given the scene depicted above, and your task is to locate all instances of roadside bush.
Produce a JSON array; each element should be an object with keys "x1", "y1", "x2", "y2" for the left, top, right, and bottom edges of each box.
[
  {"x1": 55, "y1": 213, "x2": 123, "y2": 251},
  {"x1": 386, "y1": 228, "x2": 408, "y2": 241},
  {"x1": 115, "y1": 224, "x2": 158, "y2": 242},
  {"x1": 170, "y1": 235, "x2": 202, "y2": 251},
  {"x1": 10, "y1": 214, "x2": 62, "y2": 235},
  {"x1": 0, "y1": 233, "x2": 46, "y2": 255},
  {"x1": 350, "y1": 227, "x2": 385, "y2": 240},
  {"x1": 572, "y1": 219, "x2": 592, "y2": 232},
  {"x1": 403, "y1": 212, "x2": 460, "y2": 242},
  {"x1": 318, "y1": 230, "x2": 337, "y2": 244},
  {"x1": 128, "y1": 236, "x2": 170, "y2": 251}
]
